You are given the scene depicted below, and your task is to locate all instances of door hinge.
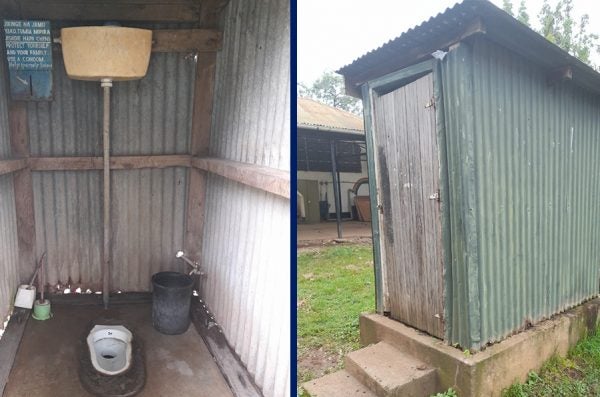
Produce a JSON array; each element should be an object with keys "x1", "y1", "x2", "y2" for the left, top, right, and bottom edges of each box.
[{"x1": 377, "y1": 204, "x2": 383, "y2": 214}]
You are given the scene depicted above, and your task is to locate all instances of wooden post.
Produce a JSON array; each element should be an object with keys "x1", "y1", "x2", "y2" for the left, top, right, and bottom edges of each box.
[
  {"x1": 8, "y1": 102, "x2": 37, "y2": 284},
  {"x1": 184, "y1": 53, "x2": 217, "y2": 263}
]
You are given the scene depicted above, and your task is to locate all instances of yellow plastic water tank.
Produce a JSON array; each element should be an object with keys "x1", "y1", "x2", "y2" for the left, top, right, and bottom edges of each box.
[{"x1": 60, "y1": 26, "x2": 152, "y2": 81}]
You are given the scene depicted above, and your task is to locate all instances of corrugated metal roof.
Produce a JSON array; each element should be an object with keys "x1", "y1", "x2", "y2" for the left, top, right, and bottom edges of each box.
[
  {"x1": 298, "y1": 97, "x2": 363, "y2": 133},
  {"x1": 338, "y1": 0, "x2": 600, "y2": 95}
]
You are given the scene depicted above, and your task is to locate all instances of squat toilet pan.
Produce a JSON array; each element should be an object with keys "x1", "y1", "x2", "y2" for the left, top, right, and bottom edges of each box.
[
  {"x1": 79, "y1": 322, "x2": 146, "y2": 397},
  {"x1": 87, "y1": 325, "x2": 133, "y2": 375}
]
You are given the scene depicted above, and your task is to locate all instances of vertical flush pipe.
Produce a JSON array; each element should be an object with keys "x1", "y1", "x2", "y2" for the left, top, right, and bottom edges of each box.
[{"x1": 101, "y1": 78, "x2": 112, "y2": 309}]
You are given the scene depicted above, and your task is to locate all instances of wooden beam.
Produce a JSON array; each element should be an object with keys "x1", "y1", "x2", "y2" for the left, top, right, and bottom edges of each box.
[
  {"x1": 192, "y1": 157, "x2": 290, "y2": 199},
  {"x1": 190, "y1": 54, "x2": 217, "y2": 158},
  {"x1": 153, "y1": 29, "x2": 222, "y2": 52},
  {"x1": 199, "y1": 0, "x2": 230, "y2": 28},
  {"x1": 29, "y1": 155, "x2": 191, "y2": 171},
  {"x1": 2, "y1": 1, "x2": 202, "y2": 22},
  {"x1": 191, "y1": 300, "x2": 262, "y2": 396},
  {"x1": 0, "y1": 159, "x2": 27, "y2": 176},
  {"x1": 111, "y1": 155, "x2": 192, "y2": 169},
  {"x1": 184, "y1": 52, "x2": 217, "y2": 263},
  {"x1": 547, "y1": 66, "x2": 573, "y2": 85},
  {"x1": 27, "y1": 155, "x2": 291, "y2": 199},
  {"x1": 51, "y1": 29, "x2": 222, "y2": 53},
  {"x1": 8, "y1": 102, "x2": 37, "y2": 284},
  {"x1": 29, "y1": 156, "x2": 101, "y2": 171}
]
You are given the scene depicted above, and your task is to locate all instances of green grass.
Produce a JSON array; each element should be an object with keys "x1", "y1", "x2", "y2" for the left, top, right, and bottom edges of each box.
[
  {"x1": 297, "y1": 244, "x2": 375, "y2": 385},
  {"x1": 503, "y1": 329, "x2": 600, "y2": 396},
  {"x1": 431, "y1": 389, "x2": 458, "y2": 397}
]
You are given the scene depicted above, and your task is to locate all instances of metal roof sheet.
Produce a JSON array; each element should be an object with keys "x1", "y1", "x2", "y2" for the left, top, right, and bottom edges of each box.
[
  {"x1": 338, "y1": 0, "x2": 600, "y2": 95},
  {"x1": 297, "y1": 97, "x2": 363, "y2": 133}
]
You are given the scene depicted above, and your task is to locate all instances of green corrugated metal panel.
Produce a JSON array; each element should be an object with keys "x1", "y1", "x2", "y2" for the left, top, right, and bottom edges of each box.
[
  {"x1": 442, "y1": 37, "x2": 600, "y2": 349},
  {"x1": 433, "y1": 61, "x2": 455, "y2": 345},
  {"x1": 362, "y1": 83, "x2": 385, "y2": 313}
]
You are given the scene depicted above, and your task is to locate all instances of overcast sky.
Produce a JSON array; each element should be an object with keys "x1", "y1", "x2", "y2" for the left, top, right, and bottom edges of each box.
[{"x1": 297, "y1": 0, "x2": 600, "y2": 85}]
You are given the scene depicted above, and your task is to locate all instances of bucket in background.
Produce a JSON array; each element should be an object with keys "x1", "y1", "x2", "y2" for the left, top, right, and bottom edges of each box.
[{"x1": 151, "y1": 272, "x2": 194, "y2": 335}]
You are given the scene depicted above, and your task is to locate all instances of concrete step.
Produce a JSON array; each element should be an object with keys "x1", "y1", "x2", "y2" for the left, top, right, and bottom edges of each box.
[
  {"x1": 302, "y1": 369, "x2": 377, "y2": 397},
  {"x1": 345, "y1": 341, "x2": 440, "y2": 397}
]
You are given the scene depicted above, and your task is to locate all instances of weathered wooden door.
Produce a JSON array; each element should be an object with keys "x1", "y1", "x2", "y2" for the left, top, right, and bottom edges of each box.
[{"x1": 371, "y1": 73, "x2": 444, "y2": 338}]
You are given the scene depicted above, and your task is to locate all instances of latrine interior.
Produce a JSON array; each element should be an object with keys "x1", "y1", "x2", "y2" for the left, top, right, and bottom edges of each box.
[
  {"x1": 29, "y1": 50, "x2": 193, "y2": 293},
  {"x1": 0, "y1": 1, "x2": 291, "y2": 396}
]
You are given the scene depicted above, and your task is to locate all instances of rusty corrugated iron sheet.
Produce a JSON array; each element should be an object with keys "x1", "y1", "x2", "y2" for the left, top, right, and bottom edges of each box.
[
  {"x1": 201, "y1": 0, "x2": 290, "y2": 396},
  {"x1": 27, "y1": 49, "x2": 194, "y2": 292},
  {"x1": 297, "y1": 97, "x2": 363, "y2": 133}
]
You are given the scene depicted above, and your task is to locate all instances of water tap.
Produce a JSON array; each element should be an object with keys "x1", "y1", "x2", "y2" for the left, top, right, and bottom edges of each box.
[{"x1": 175, "y1": 250, "x2": 204, "y2": 276}]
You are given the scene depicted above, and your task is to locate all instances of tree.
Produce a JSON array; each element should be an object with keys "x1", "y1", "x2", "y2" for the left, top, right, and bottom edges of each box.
[
  {"x1": 503, "y1": 0, "x2": 599, "y2": 68},
  {"x1": 502, "y1": 0, "x2": 514, "y2": 16},
  {"x1": 516, "y1": 1, "x2": 530, "y2": 26},
  {"x1": 298, "y1": 72, "x2": 362, "y2": 115},
  {"x1": 538, "y1": 0, "x2": 598, "y2": 65}
]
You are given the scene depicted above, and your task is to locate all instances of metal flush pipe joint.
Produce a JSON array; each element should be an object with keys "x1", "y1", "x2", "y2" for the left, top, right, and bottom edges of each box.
[{"x1": 175, "y1": 251, "x2": 204, "y2": 276}]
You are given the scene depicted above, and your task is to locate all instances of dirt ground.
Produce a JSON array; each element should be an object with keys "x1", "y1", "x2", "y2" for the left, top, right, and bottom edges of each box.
[
  {"x1": 298, "y1": 348, "x2": 343, "y2": 384},
  {"x1": 4, "y1": 302, "x2": 232, "y2": 397},
  {"x1": 297, "y1": 221, "x2": 372, "y2": 248}
]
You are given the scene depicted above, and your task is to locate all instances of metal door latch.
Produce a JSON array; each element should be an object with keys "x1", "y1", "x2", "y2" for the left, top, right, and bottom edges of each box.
[
  {"x1": 428, "y1": 190, "x2": 440, "y2": 202},
  {"x1": 425, "y1": 97, "x2": 435, "y2": 109}
]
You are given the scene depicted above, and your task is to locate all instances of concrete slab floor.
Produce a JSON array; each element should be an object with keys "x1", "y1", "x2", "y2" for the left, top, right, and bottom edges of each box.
[{"x1": 4, "y1": 303, "x2": 233, "y2": 397}]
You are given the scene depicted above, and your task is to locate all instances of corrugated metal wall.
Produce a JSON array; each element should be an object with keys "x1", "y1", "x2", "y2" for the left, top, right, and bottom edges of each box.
[
  {"x1": 0, "y1": 174, "x2": 19, "y2": 324},
  {"x1": 0, "y1": 48, "x2": 20, "y2": 324},
  {"x1": 442, "y1": 37, "x2": 600, "y2": 349},
  {"x1": 28, "y1": 52, "x2": 194, "y2": 291},
  {"x1": 200, "y1": 0, "x2": 290, "y2": 396},
  {"x1": 210, "y1": 0, "x2": 290, "y2": 171}
]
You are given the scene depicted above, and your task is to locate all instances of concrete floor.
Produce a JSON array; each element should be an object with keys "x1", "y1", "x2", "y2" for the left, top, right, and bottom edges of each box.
[
  {"x1": 4, "y1": 303, "x2": 233, "y2": 397},
  {"x1": 297, "y1": 221, "x2": 372, "y2": 246}
]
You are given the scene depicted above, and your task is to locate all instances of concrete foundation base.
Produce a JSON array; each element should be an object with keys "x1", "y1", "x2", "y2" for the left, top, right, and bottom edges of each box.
[{"x1": 360, "y1": 298, "x2": 600, "y2": 397}]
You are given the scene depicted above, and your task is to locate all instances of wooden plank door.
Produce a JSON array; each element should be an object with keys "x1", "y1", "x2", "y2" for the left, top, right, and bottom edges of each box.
[{"x1": 371, "y1": 73, "x2": 444, "y2": 338}]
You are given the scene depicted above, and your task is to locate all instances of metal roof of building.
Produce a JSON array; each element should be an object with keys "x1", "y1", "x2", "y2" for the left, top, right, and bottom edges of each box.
[
  {"x1": 297, "y1": 97, "x2": 364, "y2": 133},
  {"x1": 337, "y1": 0, "x2": 600, "y2": 96}
]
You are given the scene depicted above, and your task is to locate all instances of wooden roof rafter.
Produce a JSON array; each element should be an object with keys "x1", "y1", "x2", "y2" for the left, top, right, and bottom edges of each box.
[{"x1": 0, "y1": 0, "x2": 230, "y2": 24}]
